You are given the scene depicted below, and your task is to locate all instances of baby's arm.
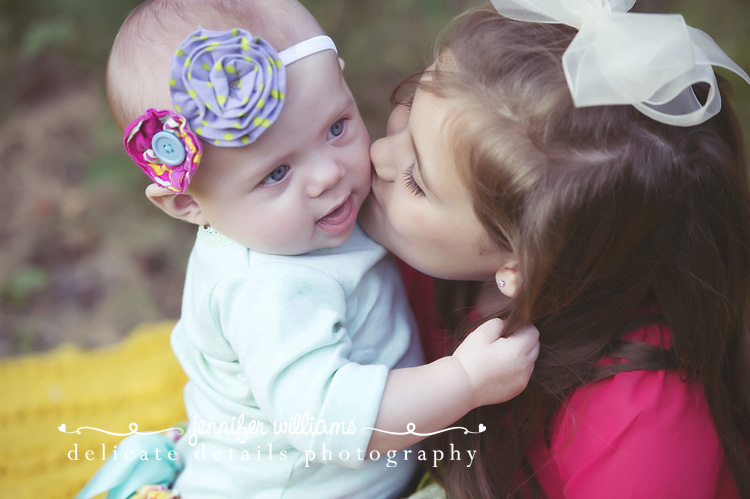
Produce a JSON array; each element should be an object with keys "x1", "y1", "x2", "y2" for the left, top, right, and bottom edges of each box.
[
  {"x1": 221, "y1": 260, "x2": 537, "y2": 460},
  {"x1": 367, "y1": 319, "x2": 540, "y2": 453}
]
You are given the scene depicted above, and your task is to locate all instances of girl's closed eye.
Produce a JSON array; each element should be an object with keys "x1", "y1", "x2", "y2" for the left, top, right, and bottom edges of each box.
[
  {"x1": 261, "y1": 164, "x2": 290, "y2": 185},
  {"x1": 403, "y1": 164, "x2": 425, "y2": 197},
  {"x1": 327, "y1": 119, "x2": 346, "y2": 141}
]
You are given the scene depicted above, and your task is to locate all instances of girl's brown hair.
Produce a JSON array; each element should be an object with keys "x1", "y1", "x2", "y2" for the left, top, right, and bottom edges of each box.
[{"x1": 414, "y1": 6, "x2": 750, "y2": 498}]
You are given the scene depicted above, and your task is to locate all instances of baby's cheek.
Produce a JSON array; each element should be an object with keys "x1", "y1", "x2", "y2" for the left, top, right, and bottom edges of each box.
[
  {"x1": 354, "y1": 154, "x2": 372, "y2": 186},
  {"x1": 255, "y1": 214, "x2": 305, "y2": 244}
]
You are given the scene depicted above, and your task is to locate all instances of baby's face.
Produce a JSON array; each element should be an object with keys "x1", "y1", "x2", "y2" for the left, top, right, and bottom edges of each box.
[{"x1": 189, "y1": 51, "x2": 371, "y2": 255}]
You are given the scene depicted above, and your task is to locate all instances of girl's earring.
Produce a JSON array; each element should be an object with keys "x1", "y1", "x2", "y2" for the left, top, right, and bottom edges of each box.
[{"x1": 494, "y1": 264, "x2": 519, "y2": 297}]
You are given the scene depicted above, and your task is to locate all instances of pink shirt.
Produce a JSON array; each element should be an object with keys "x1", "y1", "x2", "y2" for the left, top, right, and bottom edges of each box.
[
  {"x1": 527, "y1": 323, "x2": 739, "y2": 498},
  {"x1": 395, "y1": 264, "x2": 740, "y2": 497}
]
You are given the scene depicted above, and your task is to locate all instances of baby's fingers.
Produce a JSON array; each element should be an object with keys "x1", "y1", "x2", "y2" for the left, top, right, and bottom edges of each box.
[
  {"x1": 469, "y1": 318, "x2": 506, "y2": 344},
  {"x1": 528, "y1": 337, "x2": 541, "y2": 361},
  {"x1": 506, "y1": 323, "x2": 540, "y2": 354}
]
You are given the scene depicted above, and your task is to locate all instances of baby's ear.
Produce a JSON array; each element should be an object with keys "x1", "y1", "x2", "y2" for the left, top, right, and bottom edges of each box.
[
  {"x1": 338, "y1": 57, "x2": 345, "y2": 71},
  {"x1": 145, "y1": 183, "x2": 207, "y2": 226}
]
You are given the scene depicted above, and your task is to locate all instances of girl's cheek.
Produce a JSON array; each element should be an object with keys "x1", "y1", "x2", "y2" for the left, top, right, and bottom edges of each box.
[
  {"x1": 391, "y1": 196, "x2": 420, "y2": 233},
  {"x1": 381, "y1": 194, "x2": 403, "y2": 229}
]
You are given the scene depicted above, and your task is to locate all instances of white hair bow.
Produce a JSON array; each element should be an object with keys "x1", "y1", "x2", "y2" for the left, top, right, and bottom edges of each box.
[{"x1": 490, "y1": 0, "x2": 750, "y2": 126}]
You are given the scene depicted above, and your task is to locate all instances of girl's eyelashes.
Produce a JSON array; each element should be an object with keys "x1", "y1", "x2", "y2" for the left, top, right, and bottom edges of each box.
[
  {"x1": 327, "y1": 119, "x2": 346, "y2": 141},
  {"x1": 261, "y1": 164, "x2": 290, "y2": 185},
  {"x1": 403, "y1": 164, "x2": 425, "y2": 197}
]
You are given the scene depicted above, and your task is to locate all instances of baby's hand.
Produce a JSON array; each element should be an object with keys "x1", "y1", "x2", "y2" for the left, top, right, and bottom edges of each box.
[{"x1": 452, "y1": 319, "x2": 540, "y2": 409}]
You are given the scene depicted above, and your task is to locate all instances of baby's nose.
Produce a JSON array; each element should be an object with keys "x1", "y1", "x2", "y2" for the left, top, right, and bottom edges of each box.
[{"x1": 307, "y1": 160, "x2": 346, "y2": 197}]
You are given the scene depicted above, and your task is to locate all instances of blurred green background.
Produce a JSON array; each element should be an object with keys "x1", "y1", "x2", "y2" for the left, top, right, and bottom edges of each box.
[{"x1": 0, "y1": 0, "x2": 748, "y2": 355}]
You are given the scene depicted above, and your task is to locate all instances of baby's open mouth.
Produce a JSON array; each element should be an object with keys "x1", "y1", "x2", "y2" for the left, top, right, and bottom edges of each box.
[{"x1": 316, "y1": 196, "x2": 356, "y2": 235}]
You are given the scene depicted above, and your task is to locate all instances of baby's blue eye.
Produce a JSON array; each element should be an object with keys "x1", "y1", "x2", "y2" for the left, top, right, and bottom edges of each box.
[
  {"x1": 328, "y1": 119, "x2": 345, "y2": 139},
  {"x1": 261, "y1": 165, "x2": 290, "y2": 185}
]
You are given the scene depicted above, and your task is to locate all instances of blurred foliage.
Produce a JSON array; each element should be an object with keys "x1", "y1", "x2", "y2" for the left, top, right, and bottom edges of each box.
[
  {"x1": 0, "y1": 0, "x2": 748, "y2": 354},
  {"x1": 0, "y1": 0, "x2": 481, "y2": 134},
  {"x1": 0, "y1": 0, "x2": 138, "y2": 116},
  {"x1": 0, "y1": 0, "x2": 747, "y2": 133},
  {"x1": 1, "y1": 266, "x2": 51, "y2": 307},
  {"x1": 302, "y1": 0, "x2": 478, "y2": 135},
  {"x1": 661, "y1": 0, "x2": 750, "y2": 143}
]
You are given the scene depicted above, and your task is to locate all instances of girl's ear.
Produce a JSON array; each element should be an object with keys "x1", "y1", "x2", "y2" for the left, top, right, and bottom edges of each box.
[
  {"x1": 145, "y1": 183, "x2": 208, "y2": 226},
  {"x1": 495, "y1": 260, "x2": 521, "y2": 297}
]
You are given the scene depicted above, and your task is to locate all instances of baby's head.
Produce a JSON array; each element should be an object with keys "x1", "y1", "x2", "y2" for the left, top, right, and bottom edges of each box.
[{"x1": 108, "y1": 0, "x2": 371, "y2": 255}]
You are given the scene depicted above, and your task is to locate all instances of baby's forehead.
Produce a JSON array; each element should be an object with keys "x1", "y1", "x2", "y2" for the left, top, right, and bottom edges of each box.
[
  {"x1": 283, "y1": 54, "x2": 352, "y2": 109},
  {"x1": 164, "y1": 24, "x2": 338, "y2": 144},
  {"x1": 200, "y1": 55, "x2": 350, "y2": 149}
]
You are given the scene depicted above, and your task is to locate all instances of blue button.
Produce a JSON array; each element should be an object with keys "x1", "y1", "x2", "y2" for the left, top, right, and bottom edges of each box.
[{"x1": 152, "y1": 131, "x2": 186, "y2": 166}]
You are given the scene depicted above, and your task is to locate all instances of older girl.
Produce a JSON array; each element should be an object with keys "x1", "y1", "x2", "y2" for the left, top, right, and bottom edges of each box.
[{"x1": 361, "y1": 1, "x2": 750, "y2": 497}]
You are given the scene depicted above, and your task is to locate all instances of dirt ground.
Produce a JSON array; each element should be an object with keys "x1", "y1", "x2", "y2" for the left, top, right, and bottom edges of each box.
[{"x1": 0, "y1": 78, "x2": 197, "y2": 355}]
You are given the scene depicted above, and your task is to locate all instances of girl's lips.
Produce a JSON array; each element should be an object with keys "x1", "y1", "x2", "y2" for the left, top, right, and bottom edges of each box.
[{"x1": 316, "y1": 196, "x2": 357, "y2": 235}]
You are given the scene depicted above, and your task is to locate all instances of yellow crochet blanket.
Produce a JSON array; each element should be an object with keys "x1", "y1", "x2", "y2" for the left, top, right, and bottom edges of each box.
[{"x1": 0, "y1": 322, "x2": 187, "y2": 499}]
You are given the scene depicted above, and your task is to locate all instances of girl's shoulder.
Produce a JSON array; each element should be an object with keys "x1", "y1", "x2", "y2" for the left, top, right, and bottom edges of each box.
[
  {"x1": 395, "y1": 259, "x2": 454, "y2": 362},
  {"x1": 621, "y1": 301, "x2": 673, "y2": 348},
  {"x1": 529, "y1": 319, "x2": 738, "y2": 499}
]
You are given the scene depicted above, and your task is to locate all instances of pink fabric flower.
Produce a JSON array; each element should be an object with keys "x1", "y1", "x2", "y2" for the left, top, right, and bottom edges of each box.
[{"x1": 124, "y1": 109, "x2": 203, "y2": 193}]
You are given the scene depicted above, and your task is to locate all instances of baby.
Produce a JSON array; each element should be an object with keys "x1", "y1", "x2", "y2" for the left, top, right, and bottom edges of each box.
[{"x1": 77, "y1": 0, "x2": 540, "y2": 498}]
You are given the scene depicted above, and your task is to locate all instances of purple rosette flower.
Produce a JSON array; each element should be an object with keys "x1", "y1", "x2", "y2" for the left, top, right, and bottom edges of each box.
[{"x1": 169, "y1": 27, "x2": 287, "y2": 147}]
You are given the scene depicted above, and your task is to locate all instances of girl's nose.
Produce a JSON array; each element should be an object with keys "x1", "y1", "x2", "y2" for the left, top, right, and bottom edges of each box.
[
  {"x1": 370, "y1": 136, "x2": 398, "y2": 183},
  {"x1": 306, "y1": 159, "x2": 346, "y2": 198}
]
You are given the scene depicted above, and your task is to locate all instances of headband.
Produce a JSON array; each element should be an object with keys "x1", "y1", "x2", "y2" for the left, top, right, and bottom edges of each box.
[
  {"x1": 124, "y1": 28, "x2": 337, "y2": 192},
  {"x1": 490, "y1": 0, "x2": 750, "y2": 127}
]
